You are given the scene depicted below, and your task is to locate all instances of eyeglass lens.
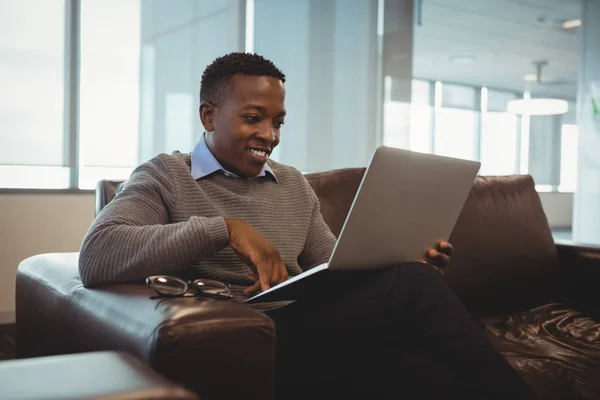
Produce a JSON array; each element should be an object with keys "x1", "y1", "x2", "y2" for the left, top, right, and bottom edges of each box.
[
  {"x1": 191, "y1": 280, "x2": 231, "y2": 297},
  {"x1": 150, "y1": 276, "x2": 187, "y2": 296}
]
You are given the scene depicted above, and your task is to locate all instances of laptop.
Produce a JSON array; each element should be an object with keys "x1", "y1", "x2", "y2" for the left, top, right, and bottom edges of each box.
[{"x1": 245, "y1": 146, "x2": 481, "y2": 304}]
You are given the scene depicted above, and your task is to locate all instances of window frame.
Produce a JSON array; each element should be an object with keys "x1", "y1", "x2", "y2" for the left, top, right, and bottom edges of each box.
[
  {"x1": 65, "y1": 0, "x2": 81, "y2": 189},
  {"x1": 411, "y1": 78, "x2": 576, "y2": 193},
  {"x1": 1, "y1": 0, "x2": 83, "y2": 193},
  {"x1": 0, "y1": 2, "x2": 575, "y2": 194}
]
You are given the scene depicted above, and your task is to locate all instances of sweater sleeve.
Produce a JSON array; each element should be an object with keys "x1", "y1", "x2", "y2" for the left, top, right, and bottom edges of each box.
[
  {"x1": 297, "y1": 189, "x2": 337, "y2": 271},
  {"x1": 78, "y1": 156, "x2": 230, "y2": 287}
]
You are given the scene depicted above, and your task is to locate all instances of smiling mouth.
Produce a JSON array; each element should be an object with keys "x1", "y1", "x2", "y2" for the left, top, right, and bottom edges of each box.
[{"x1": 246, "y1": 147, "x2": 271, "y2": 158}]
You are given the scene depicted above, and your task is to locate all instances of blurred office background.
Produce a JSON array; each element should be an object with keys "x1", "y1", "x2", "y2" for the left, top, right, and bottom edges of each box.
[{"x1": 1, "y1": 0, "x2": 599, "y2": 321}]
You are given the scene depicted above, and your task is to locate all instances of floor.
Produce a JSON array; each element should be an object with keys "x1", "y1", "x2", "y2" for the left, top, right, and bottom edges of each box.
[{"x1": 0, "y1": 324, "x2": 16, "y2": 361}]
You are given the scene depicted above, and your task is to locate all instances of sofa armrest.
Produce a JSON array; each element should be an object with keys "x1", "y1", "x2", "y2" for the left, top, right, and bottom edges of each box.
[
  {"x1": 556, "y1": 240, "x2": 600, "y2": 311},
  {"x1": 16, "y1": 253, "x2": 276, "y2": 400}
]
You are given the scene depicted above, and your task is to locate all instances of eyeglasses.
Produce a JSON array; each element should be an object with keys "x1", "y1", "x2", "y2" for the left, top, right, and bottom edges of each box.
[{"x1": 146, "y1": 275, "x2": 234, "y2": 300}]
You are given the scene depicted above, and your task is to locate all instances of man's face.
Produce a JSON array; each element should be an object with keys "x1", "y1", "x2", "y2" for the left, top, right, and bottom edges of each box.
[{"x1": 200, "y1": 75, "x2": 286, "y2": 179}]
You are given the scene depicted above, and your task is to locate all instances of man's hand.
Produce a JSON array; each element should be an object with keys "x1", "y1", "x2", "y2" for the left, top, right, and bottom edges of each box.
[
  {"x1": 421, "y1": 240, "x2": 454, "y2": 275},
  {"x1": 225, "y1": 218, "x2": 288, "y2": 295}
]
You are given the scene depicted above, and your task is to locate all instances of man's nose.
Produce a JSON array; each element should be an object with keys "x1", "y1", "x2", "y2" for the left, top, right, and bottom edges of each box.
[{"x1": 256, "y1": 122, "x2": 276, "y2": 142}]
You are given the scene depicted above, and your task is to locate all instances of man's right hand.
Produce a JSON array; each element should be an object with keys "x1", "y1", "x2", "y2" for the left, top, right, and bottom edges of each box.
[{"x1": 224, "y1": 218, "x2": 288, "y2": 295}]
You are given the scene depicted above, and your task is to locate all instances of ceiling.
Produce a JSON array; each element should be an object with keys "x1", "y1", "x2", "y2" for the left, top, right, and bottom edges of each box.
[{"x1": 412, "y1": 0, "x2": 582, "y2": 100}]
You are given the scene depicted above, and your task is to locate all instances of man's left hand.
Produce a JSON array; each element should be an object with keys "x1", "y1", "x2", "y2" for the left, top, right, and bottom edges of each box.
[{"x1": 421, "y1": 241, "x2": 454, "y2": 275}]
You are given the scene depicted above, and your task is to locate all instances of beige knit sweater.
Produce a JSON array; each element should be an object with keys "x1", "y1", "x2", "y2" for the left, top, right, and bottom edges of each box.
[{"x1": 78, "y1": 152, "x2": 336, "y2": 300}]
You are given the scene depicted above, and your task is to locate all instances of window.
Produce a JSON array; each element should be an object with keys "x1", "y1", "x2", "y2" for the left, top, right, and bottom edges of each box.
[
  {"x1": 0, "y1": 0, "x2": 141, "y2": 190},
  {"x1": 384, "y1": 101, "x2": 410, "y2": 149},
  {"x1": 559, "y1": 124, "x2": 579, "y2": 192},
  {"x1": 433, "y1": 83, "x2": 478, "y2": 160},
  {"x1": 78, "y1": 0, "x2": 141, "y2": 189},
  {"x1": 137, "y1": 0, "x2": 240, "y2": 166},
  {"x1": 404, "y1": 80, "x2": 575, "y2": 191},
  {"x1": 479, "y1": 112, "x2": 518, "y2": 175},
  {"x1": 441, "y1": 84, "x2": 476, "y2": 110},
  {"x1": 0, "y1": 0, "x2": 69, "y2": 188},
  {"x1": 528, "y1": 115, "x2": 562, "y2": 187},
  {"x1": 253, "y1": 0, "x2": 380, "y2": 172},
  {"x1": 480, "y1": 89, "x2": 518, "y2": 175},
  {"x1": 409, "y1": 80, "x2": 432, "y2": 153},
  {"x1": 433, "y1": 108, "x2": 478, "y2": 160}
]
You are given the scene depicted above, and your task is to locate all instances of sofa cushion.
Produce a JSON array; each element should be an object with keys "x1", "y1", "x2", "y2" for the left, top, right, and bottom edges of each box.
[
  {"x1": 485, "y1": 303, "x2": 600, "y2": 399},
  {"x1": 445, "y1": 175, "x2": 562, "y2": 315},
  {"x1": 504, "y1": 355, "x2": 577, "y2": 400}
]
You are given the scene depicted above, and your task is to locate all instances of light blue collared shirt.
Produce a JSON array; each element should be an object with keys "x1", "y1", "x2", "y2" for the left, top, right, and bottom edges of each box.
[{"x1": 190, "y1": 135, "x2": 277, "y2": 182}]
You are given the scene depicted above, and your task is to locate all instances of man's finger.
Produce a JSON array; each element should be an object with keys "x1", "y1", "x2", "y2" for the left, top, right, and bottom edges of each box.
[
  {"x1": 244, "y1": 281, "x2": 262, "y2": 295},
  {"x1": 278, "y1": 261, "x2": 288, "y2": 284},
  {"x1": 426, "y1": 248, "x2": 450, "y2": 267},
  {"x1": 248, "y1": 273, "x2": 259, "y2": 282},
  {"x1": 259, "y1": 269, "x2": 271, "y2": 292},
  {"x1": 429, "y1": 248, "x2": 450, "y2": 264},
  {"x1": 437, "y1": 241, "x2": 454, "y2": 256},
  {"x1": 431, "y1": 252, "x2": 450, "y2": 267},
  {"x1": 269, "y1": 263, "x2": 280, "y2": 285}
]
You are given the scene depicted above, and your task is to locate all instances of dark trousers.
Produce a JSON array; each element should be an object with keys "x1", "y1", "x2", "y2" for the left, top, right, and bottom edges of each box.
[{"x1": 266, "y1": 262, "x2": 538, "y2": 400}]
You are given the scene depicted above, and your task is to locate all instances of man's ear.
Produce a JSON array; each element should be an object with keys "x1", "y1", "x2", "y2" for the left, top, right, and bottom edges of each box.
[{"x1": 199, "y1": 101, "x2": 216, "y2": 132}]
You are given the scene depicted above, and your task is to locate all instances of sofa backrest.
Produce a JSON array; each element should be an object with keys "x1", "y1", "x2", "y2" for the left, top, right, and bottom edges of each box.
[
  {"x1": 98, "y1": 169, "x2": 562, "y2": 315},
  {"x1": 304, "y1": 168, "x2": 366, "y2": 238},
  {"x1": 305, "y1": 169, "x2": 562, "y2": 316},
  {"x1": 95, "y1": 180, "x2": 124, "y2": 217}
]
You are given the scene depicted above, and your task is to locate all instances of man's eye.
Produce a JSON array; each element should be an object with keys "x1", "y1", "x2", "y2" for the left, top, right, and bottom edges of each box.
[
  {"x1": 275, "y1": 120, "x2": 285, "y2": 129},
  {"x1": 242, "y1": 115, "x2": 260, "y2": 124}
]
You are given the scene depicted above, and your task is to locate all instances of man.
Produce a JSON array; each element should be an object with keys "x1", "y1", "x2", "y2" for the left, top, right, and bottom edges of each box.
[{"x1": 79, "y1": 53, "x2": 536, "y2": 399}]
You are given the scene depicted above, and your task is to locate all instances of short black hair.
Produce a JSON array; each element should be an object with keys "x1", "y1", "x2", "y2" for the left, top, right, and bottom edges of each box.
[{"x1": 200, "y1": 52, "x2": 286, "y2": 106}]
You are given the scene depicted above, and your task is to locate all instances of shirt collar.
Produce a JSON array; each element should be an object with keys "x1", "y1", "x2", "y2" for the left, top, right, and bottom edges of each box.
[{"x1": 190, "y1": 135, "x2": 277, "y2": 183}]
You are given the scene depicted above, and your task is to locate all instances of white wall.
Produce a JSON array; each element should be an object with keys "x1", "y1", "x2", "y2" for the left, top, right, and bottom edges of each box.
[{"x1": 0, "y1": 193, "x2": 95, "y2": 323}]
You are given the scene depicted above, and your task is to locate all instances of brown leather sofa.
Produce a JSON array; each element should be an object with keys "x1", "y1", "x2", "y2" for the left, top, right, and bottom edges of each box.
[{"x1": 16, "y1": 169, "x2": 600, "y2": 399}]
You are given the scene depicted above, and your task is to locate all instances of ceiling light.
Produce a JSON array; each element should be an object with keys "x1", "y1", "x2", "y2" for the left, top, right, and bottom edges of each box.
[
  {"x1": 507, "y1": 98, "x2": 569, "y2": 116},
  {"x1": 562, "y1": 19, "x2": 582, "y2": 29},
  {"x1": 523, "y1": 74, "x2": 538, "y2": 82}
]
